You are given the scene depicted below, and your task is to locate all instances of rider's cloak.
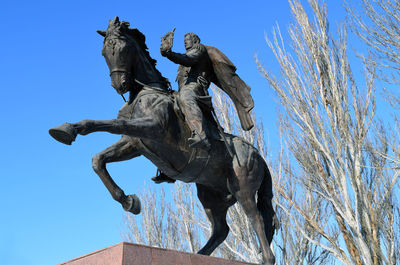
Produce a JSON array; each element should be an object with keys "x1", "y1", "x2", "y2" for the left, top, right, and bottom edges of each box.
[{"x1": 205, "y1": 45, "x2": 254, "y2": 131}]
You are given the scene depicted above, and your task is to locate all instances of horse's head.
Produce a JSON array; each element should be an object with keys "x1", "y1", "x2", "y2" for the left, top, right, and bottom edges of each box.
[
  {"x1": 97, "y1": 17, "x2": 136, "y2": 95},
  {"x1": 98, "y1": 17, "x2": 169, "y2": 96}
]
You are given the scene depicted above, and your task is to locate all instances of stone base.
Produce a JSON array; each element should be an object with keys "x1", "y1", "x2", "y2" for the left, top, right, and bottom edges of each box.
[{"x1": 59, "y1": 242, "x2": 257, "y2": 265}]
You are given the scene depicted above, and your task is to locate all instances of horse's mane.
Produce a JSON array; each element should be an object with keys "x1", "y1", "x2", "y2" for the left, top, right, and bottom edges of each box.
[
  {"x1": 127, "y1": 29, "x2": 156, "y2": 66},
  {"x1": 126, "y1": 28, "x2": 170, "y2": 88}
]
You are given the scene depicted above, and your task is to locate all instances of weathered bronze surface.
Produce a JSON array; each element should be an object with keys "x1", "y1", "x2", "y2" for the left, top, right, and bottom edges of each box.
[{"x1": 49, "y1": 17, "x2": 276, "y2": 265}]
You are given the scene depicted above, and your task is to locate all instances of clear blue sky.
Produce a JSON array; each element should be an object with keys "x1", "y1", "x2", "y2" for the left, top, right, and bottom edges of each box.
[{"x1": 0, "y1": 1, "x2": 357, "y2": 264}]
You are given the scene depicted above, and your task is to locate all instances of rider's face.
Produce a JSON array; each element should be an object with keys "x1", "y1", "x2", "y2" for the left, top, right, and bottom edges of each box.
[{"x1": 184, "y1": 35, "x2": 193, "y2": 50}]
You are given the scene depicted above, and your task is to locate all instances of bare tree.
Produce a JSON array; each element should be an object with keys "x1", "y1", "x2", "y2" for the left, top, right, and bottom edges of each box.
[
  {"x1": 257, "y1": 0, "x2": 399, "y2": 264},
  {"x1": 122, "y1": 184, "x2": 182, "y2": 250},
  {"x1": 346, "y1": 0, "x2": 400, "y2": 82},
  {"x1": 345, "y1": 0, "x2": 400, "y2": 108}
]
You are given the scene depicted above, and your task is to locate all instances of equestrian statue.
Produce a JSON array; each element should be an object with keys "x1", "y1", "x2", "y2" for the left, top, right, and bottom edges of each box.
[{"x1": 49, "y1": 17, "x2": 276, "y2": 265}]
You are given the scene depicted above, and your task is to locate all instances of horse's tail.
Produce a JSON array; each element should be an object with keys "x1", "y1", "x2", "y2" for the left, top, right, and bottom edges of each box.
[{"x1": 256, "y1": 162, "x2": 278, "y2": 244}]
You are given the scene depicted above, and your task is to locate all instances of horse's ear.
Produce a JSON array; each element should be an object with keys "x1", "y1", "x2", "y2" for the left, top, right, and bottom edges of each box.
[
  {"x1": 97, "y1": 30, "x2": 106, "y2": 37},
  {"x1": 111, "y1": 16, "x2": 119, "y2": 24}
]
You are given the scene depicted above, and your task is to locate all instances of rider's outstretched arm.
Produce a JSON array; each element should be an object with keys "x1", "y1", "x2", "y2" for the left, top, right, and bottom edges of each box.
[{"x1": 164, "y1": 47, "x2": 205, "y2": 67}]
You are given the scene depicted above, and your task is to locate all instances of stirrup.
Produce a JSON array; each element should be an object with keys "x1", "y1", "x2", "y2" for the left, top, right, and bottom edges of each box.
[{"x1": 151, "y1": 169, "x2": 176, "y2": 184}]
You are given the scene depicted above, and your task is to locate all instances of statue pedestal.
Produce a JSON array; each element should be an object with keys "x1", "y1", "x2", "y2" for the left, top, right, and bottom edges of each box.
[{"x1": 59, "y1": 242, "x2": 257, "y2": 265}]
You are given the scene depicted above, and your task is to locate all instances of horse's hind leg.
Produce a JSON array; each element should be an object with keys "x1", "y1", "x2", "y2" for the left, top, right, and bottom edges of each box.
[
  {"x1": 234, "y1": 190, "x2": 275, "y2": 265},
  {"x1": 92, "y1": 135, "x2": 142, "y2": 214},
  {"x1": 230, "y1": 154, "x2": 275, "y2": 265},
  {"x1": 257, "y1": 165, "x2": 276, "y2": 245},
  {"x1": 196, "y1": 184, "x2": 233, "y2": 256}
]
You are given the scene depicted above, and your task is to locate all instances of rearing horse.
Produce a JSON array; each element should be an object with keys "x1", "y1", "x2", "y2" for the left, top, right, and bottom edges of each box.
[{"x1": 49, "y1": 17, "x2": 276, "y2": 265}]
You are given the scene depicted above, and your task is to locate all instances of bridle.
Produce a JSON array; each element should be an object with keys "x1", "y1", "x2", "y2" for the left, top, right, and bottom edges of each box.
[
  {"x1": 109, "y1": 69, "x2": 131, "y2": 77},
  {"x1": 105, "y1": 34, "x2": 133, "y2": 77}
]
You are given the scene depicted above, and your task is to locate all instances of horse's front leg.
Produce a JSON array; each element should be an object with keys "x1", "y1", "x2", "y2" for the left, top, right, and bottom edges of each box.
[
  {"x1": 92, "y1": 135, "x2": 142, "y2": 214},
  {"x1": 76, "y1": 117, "x2": 165, "y2": 137},
  {"x1": 50, "y1": 117, "x2": 165, "y2": 145}
]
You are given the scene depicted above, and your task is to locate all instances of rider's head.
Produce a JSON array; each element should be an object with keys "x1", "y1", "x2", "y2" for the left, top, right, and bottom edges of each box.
[{"x1": 184, "y1": 33, "x2": 201, "y2": 50}]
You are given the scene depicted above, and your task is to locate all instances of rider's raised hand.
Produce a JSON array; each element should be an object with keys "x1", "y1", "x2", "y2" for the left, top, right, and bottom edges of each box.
[{"x1": 160, "y1": 28, "x2": 175, "y2": 56}]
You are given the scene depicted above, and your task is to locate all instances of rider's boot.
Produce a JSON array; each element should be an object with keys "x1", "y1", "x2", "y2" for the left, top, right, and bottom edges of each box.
[{"x1": 151, "y1": 170, "x2": 176, "y2": 184}]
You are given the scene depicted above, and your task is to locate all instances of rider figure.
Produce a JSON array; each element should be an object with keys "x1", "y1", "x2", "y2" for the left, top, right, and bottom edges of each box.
[
  {"x1": 161, "y1": 32, "x2": 213, "y2": 150},
  {"x1": 153, "y1": 31, "x2": 255, "y2": 184}
]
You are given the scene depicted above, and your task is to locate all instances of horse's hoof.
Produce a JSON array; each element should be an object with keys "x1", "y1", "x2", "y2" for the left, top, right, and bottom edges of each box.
[
  {"x1": 49, "y1": 123, "x2": 77, "y2": 145},
  {"x1": 123, "y1": 194, "x2": 141, "y2": 215}
]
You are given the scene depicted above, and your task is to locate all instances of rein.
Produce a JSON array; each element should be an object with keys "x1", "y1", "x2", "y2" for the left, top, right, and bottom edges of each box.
[
  {"x1": 125, "y1": 79, "x2": 172, "y2": 117},
  {"x1": 133, "y1": 78, "x2": 170, "y2": 94},
  {"x1": 109, "y1": 69, "x2": 170, "y2": 102}
]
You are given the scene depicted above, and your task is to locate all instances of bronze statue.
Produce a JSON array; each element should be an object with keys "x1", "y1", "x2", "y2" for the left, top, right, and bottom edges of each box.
[{"x1": 49, "y1": 17, "x2": 276, "y2": 265}]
